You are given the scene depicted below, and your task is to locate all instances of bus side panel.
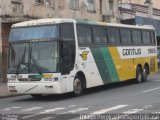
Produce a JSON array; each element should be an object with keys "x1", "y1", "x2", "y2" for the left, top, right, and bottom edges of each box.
[
  {"x1": 109, "y1": 47, "x2": 158, "y2": 81},
  {"x1": 78, "y1": 48, "x2": 104, "y2": 88},
  {"x1": 90, "y1": 47, "x2": 120, "y2": 84},
  {"x1": 109, "y1": 47, "x2": 136, "y2": 81}
]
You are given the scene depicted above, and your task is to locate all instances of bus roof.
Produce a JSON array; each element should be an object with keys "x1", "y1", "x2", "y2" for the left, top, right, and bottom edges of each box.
[
  {"x1": 12, "y1": 18, "x2": 155, "y2": 30},
  {"x1": 12, "y1": 18, "x2": 75, "y2": 27}
]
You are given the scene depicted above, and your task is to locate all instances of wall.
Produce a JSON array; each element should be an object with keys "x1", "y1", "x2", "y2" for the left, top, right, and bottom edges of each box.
[{"x1": 22, "y1": 0, "x2": 119, "y2": 22}]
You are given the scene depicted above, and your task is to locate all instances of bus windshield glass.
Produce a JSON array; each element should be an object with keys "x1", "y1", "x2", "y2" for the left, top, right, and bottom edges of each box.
[
  {"x1": 9, "y1": 25, "x2": 59, "y2": 41},
  {"x1": 8, "y1": 41, "x2": 58, "y2": 74}
]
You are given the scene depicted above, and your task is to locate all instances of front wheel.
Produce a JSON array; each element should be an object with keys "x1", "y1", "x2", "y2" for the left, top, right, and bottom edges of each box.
[{"x1": 73, "y1": 77, "x2": 83, "y2": 96}]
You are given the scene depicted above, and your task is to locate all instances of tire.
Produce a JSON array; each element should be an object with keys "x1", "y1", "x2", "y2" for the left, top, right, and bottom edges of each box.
[
  {"x1": 73, "y1": 77, "x2": 83, "y2": 96},
  {"x1": 135, "y1": 66, "x2": 143, "y2": 83},
  {"x1": 31, "y1": 94, "x2": 42, "y2": 99},
  {"x1": 142, "y1": 66, "x2": 149, "y2": 82}
]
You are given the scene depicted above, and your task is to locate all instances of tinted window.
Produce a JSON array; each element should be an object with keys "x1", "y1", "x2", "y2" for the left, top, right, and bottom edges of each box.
[
  {"x1": 107, "y1": 27, "x2": 120, "y2": 43},
  {"x1": 77, "y1": 25, "x2": 92, "y2": 44},
  {"x1": 132, "y1": 30, "x2": 142, "y2": 44},
  {"x1": 150, "y1": 31, "x2": 155, "y2": 44},
  {"x1": 142, "y1": 31, "x2": 150, "y2": 44},
  {"x1": 93, "y1": 27, "x2": 107, "y2": 43},
  {"x1": 120, "y1": 29, "x2": 131, "y2": 44},
  {"x1": 61, "y1": 24, "x2": 74, "y2": 41}
]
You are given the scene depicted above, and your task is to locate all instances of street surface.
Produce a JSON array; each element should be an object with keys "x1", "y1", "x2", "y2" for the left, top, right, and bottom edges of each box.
[{"x1": 0, "y1": 72, "x2": 160, "y2": 120}]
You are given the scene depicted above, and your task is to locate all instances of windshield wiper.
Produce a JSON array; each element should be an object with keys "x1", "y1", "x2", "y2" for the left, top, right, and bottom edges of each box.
[{"x1": 16, "y1": 47, "x2": 26, "y2": 74}]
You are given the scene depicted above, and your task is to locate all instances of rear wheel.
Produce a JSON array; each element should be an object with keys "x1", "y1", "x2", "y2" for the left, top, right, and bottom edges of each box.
[
  {"x1": 135, "y1": 66, "x2": 143, "y2": 83},
  {"x1": 142, "y1": 66, "x2": 149, "y2": 82}
]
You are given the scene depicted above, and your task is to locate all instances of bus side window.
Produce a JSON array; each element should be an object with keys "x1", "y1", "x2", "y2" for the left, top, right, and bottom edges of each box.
[
  {"x1": 150, "y1": 31, "x2": 156, "y2": 44},
  {"x1": 120, "y1": 29, "x2": 131, "y2": 44},
  {"x1": 142, "y1": 31, "x2": 150, "y2": 44},
  {"x1": 93, "y1": 27, "x2": 107, "y2": 44},
  {"x1": 77, "y1": 25, "x2": 92, "y2": 44},
  {"x1": 132, "y1": 30, "x2": 142, "y2": 44},
  {"x1": 107, "y1": 27, "x2": 120, "y2": 44}
]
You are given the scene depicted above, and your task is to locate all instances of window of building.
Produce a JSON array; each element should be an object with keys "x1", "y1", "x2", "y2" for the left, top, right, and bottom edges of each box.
[
  {"x1": 87, "y1": 0, "x2": 96, "y2": 12},
  {"x1": 99, "y1": 0, "x2": 103, "y2": 14},
  {"x1": 132, "y1": 30, "x2": 142, "y2": 44},
  {"x1": 93, "y1": 27, "x2": 107, "y2": 44},
  {"x1": 70, "y1": 0, "x2": 79, "y2": 10},
  {"x1": 107, "y1": 27, "x2": 120, "y2": 44},
  {"x1": 59, "y1": 0, "x2": 65, "y2": 9},
  {"x1": 35, "y1": 0, "x2": 44, "y2": 4},
  {"x1": 109, "y1": 0, "x2": 114, "y2": 16},
  {"x1": 142, "y1": 31, "x2": 151, "y2": 44},
  {"x1": 120, "y1": 29, "x2": 131, "y2": 44},
  {"x1": 11, "y1": 0, "x2": 23, "y2": 13},
  {"x1": 77, "y1": 25, "x2": 92, "y2": 44}
]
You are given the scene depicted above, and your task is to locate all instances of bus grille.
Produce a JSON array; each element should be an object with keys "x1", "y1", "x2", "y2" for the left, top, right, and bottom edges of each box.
[{"x1": 18, "y1": 78, "x2": 41, "y2": 81}]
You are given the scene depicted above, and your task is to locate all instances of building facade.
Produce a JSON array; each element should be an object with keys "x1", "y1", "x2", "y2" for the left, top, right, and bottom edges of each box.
[
  {"x1": 0, "y1": 0, "x2": 119, "y2": 82},
  {"x1": 121, "y1": 0, "x2": 160, "y2": 9}
]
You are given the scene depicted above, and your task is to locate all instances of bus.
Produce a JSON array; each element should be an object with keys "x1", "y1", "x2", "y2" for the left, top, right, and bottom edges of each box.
[{"x1": 7, "y1": 18, "x2": 158, "y2": 98}]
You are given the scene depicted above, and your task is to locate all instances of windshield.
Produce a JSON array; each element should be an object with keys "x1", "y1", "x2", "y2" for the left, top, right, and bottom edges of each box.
[
  {"x1": 9, "y1": 25, "x2": 59, "y2": 41},
  {"x1": 8, "y1": 41, "x2": 58, "y2": 74}
]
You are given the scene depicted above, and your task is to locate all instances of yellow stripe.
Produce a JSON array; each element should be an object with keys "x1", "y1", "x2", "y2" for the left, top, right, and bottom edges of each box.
[{"x1": 108, "y1": 47, "x2": 158, "y2": 81}]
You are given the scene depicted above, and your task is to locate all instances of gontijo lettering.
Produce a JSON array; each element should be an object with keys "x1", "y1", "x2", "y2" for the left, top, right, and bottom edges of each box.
[{"x1": 122, "y1": 48, "x2": 141, "y2": 56}]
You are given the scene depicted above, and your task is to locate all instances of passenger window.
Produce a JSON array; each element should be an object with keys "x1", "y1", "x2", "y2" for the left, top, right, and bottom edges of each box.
[
  {"x1": 142, "y1": 31, "x2": 151, "y2": 44},
  {"x1": 107, "y1": 27, "x2": 120, "y2": 44},
  {"x1": 120, "y1": 29, "x2": 131, "y2": 43},
  {"x1": 93, "y1": 27, "x2": 107, "y2": 44},
  {"x1": 132, "y1": 30, "x2": 142, "y2": 44},
  {"x1": 150, "y1": 31, "x2": 155, "y2": 44},
  {"x1": 77, "y1": 25, "x2": 92, "y2": 44}
]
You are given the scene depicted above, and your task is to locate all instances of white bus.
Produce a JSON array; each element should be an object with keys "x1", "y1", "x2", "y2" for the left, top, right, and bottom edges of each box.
[{"x1": 7, "y1": 18, "x2": 158, "y2": 98}]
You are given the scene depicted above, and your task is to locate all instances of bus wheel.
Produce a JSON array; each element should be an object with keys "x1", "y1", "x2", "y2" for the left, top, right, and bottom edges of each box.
[
  {"x1": 73, "y1": 77, "x2": 83, "y2": 96},
  {"x1": 135, "y1": 66, "x2": 143, "y2": 83},
  {"x1": 31, "y1": 94, "x2": 42, "y2": 99},
  {"x1": 142, "y1": 66, "x2": 149, "y2": 82}
]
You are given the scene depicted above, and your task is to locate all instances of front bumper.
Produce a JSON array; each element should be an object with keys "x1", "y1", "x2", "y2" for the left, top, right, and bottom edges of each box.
[{"x1": 8, "y1": 82, "x2": 64, "y2": 94}]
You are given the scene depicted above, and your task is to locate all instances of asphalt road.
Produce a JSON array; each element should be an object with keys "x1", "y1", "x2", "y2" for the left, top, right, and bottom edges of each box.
[{"x1": 0, "y1": 72, "x2": 160, "y2": 120}]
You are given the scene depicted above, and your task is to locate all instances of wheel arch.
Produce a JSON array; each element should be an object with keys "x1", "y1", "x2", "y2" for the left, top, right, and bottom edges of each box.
[
  {"x1": 144, "y1": 63, "x2": 150, "y2": 74},
  {"x1": 75, "y1": 71, "x2": 86, "y2": 89},
  {"x1": 137, "y1": 64, "x2": 142, "y2": 70}
]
